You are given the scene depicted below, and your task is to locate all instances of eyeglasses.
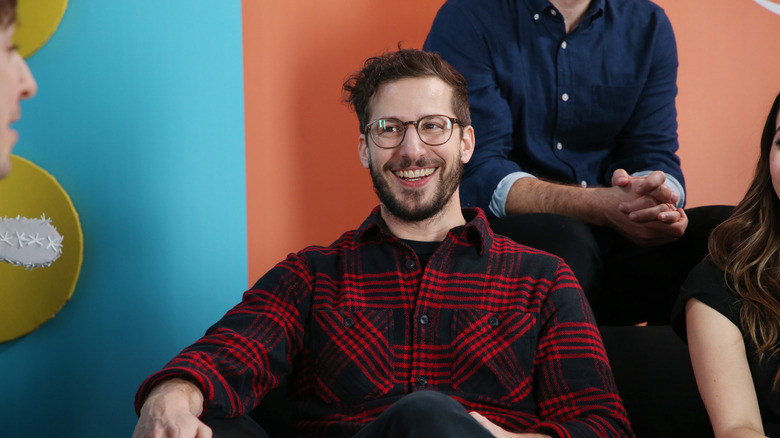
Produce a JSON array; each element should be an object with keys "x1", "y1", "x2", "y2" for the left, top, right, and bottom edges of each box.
[{"x1": 363, "y1": 115, "x2": 463, "y2": 149}]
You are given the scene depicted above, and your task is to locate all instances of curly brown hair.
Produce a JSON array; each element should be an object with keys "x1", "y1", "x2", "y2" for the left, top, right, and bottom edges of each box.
[
  {"x1": 342, "y1": 46, "x2": 471, "y2": 134},
  {"x1": 709, "y1": 91, "x2": 780, "y2": 388}
]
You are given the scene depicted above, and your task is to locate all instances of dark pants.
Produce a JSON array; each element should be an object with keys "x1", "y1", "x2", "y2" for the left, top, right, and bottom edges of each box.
[
  {"x1": 489, "y1": 205, "x2": 733, "y2": 325},
  {"x1": 354, "y1": 391, "x2": 494, "y2": 438},
  {"x1": 207, "y1": 391, "x2": 494, "y2": 438}
]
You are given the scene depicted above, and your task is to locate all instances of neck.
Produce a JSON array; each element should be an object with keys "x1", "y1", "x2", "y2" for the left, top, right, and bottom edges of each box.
[
  {"x1": 549, "y1": 0, "x2": 591, "y2": 33},
  {"x1": 381, "y1": 196, "x2": 466, "y2": 242}
]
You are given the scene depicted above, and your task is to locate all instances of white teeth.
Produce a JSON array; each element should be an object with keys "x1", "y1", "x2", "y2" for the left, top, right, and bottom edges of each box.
[{"x1": 395, "y1": 168, "x2": 435, "y2": 179}]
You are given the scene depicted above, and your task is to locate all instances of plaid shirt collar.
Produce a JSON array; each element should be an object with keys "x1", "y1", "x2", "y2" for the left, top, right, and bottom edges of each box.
[{"x1": 356, "y1": 206, "x2": 490, "y2": 255}]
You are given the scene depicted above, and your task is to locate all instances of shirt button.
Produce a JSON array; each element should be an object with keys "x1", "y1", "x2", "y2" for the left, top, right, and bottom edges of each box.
[
  {"x1": 561, "y1": 41, "x2": 568, "y2": 49},
  {"x1": 550, "y1": 9, "x2": 558, "y2": 16},
  {"x1": 417, "y1": 377, "x2": 428, "y2": 386},
  {"x1": 420, "y1": 315, "x2": 429, "y2": 325},
  {"x1": 344, "y1": 317, "x2": 355, "y2": 327},
  {"x1": 556, "y1": 142, "x2": 563, "y2": 150},
  {"x1": 533, "y1": 13, "x2": 540, "y2": 21},
  {"x1": 561, "y1": 93, "x2": 569, "y2": 102},
  {"x1": 488, "y1": 316, "x2": 500, "y2": 327},
  {"x1": 405, "y1": 259, "x2": 416, "y2": 270},
  {"x1": 580, "y1": 181, "x2": 588, "y2": 188}
]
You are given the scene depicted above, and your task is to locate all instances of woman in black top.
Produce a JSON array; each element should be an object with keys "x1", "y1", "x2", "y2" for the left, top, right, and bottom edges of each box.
[{"x1": 673, "y1": 92, "x2": 780, "y2": 438}]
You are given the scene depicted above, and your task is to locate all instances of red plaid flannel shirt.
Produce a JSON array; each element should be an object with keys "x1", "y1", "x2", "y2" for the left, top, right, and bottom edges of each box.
[{"x1": 136, "y1": 207, "x2": 633, "y2": 437}]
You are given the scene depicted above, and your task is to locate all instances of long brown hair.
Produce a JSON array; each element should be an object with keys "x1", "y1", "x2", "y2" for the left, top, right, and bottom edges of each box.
[{"x1": 709, "y1": 91, "x2": 780, "y2": 387}]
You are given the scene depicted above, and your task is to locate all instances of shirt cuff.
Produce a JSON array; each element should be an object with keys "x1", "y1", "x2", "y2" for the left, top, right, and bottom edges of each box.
[
  {"x1": 630, "y1": 171, "x2": 685, "y2": 208},
  {"x1": 489, "y1": 172, "x2": 537, "y2": 218}
]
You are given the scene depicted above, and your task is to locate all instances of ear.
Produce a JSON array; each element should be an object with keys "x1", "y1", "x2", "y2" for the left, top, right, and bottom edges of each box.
[
  {"x1": 459, "y1": 125, "x2": 475, "y2": 164},
  {"x1": 358, "y1": 134, "x2": 370, "y2": 169}
]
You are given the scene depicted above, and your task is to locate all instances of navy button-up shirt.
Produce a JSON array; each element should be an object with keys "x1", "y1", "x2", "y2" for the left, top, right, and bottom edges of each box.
[{"x1": 425, "y1": 0, "x2": 684, "y2": 217}]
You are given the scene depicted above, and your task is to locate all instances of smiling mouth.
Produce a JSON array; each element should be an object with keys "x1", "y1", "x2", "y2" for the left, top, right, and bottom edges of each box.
[{"x1": 394, "y1": 168, "x2": 436, "y2": 181}]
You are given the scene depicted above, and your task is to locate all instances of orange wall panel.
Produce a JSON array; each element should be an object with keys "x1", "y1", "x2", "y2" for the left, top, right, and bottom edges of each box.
[
  {"x1": 243, "y1": 0, "x2": 780, "y2": 283},
  {"x1": 242, "y1": 1, "x2": 446, "y2": 281}
]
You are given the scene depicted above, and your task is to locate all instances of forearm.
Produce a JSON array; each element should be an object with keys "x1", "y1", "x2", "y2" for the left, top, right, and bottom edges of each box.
[
  {"x1": 504, "y1": 177, "x2": 609, "y2": 225},
  {"x1": 720, "y1": 427, "x2": 767, "y2": 438}
]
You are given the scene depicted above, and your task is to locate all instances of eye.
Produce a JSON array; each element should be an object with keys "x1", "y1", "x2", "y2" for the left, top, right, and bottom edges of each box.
[
  {"x1": 419, "y1": 116, "x2": 449, "y2": 132},
  {"x1": 375, "y1": 119, "x2": 403, "y2": 136}
]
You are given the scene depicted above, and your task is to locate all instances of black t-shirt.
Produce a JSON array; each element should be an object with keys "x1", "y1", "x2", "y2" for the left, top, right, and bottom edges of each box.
[
  {"x1": 399, "y1": 239, "x2": 442, "y2": 269},
  {"x1": 672, "y1": 259, "x2": 780, "y2": 437}
]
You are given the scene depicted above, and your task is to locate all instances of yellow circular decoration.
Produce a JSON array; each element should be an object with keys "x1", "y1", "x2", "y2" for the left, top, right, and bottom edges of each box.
[
  {"x1": 0, "y1": 155, "x2": 83, "y2": 342},
  {"x1": 11, "y1": 0, "x2": 68, "y2": 59}
]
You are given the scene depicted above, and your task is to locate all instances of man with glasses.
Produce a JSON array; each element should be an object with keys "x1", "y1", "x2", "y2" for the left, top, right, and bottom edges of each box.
[{"x1": 133, "y1": 49, "x2": 633, "y2": 438}]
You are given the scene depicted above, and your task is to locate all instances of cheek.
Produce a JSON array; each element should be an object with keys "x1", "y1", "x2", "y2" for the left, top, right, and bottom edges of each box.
[{"x1": 770, "y1": 147, "x2": 780, "y2": 197}]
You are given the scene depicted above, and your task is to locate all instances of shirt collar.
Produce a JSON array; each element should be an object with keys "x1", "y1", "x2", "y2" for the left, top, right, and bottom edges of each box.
[
  {"x1": 357, "y1": 206, "x2": 489, "y2": 254},
  {"x1": 524, "y1": 0, "x2": 605, "y2": 22}
]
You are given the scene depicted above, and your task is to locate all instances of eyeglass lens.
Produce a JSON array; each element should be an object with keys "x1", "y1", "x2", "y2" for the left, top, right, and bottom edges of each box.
[{"x1": 369, "y1": 115, "x2": 454, "y2": 148}]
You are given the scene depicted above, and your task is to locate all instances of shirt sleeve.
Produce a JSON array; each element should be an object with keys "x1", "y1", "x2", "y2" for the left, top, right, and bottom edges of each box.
[
  {"x1": 134, "y1": 254, "x2": 311, "y2": 419},
  {"x1": 424, "y1": 2, "x2": 528, "y2": 213},
  {"x1": 671, "y1": 259, "x2": 740, "y2": 343},
  {"x1": 606, "y1": 10, "x2": 686, "y2": 207},
  {"x1": 531, "y1": 261, "x2": 634, "y2": 437}
]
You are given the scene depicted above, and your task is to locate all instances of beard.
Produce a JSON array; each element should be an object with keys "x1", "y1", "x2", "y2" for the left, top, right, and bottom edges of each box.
[{"x1": 369, "y1": 153, "x2": 463, "y2": 222}]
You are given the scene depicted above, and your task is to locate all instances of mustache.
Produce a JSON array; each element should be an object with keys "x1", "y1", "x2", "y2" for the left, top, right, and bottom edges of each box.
[{"x1": 383, "y1": 157, "x2": 440, "y2": 171}]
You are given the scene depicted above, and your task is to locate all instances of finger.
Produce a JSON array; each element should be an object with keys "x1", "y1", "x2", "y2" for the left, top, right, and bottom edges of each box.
[
  {"x1": 469, "y1": 412, "x2": 499, "y2": 435},
  {"x1": 658, "y1": 207, "x2": 686, "y2": 224},
  {"x1": 643, "y1": 183, "x2": 678, "y2": 205},
  {"x1": 627, "y1": 203, "x2": 678, "y2": 223},
  {"x1": 619, "y1": 196, "x2": 663, "y2": 214},
  {"x1": 195, "y1": 424, "x2": 213, "y2": 438},
  {"x1": 634, "y1": 171, "x2": 666, "y2": 195},
  {"x1": 611, "y1": 168, "x2": 631, "y2": 187}
]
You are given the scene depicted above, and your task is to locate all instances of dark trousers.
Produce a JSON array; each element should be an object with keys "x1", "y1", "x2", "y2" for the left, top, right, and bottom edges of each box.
[
  {"x1": 354, "y1": 391, "x2": 494, "y2": 438},
  {"x1": 489, "y1": 205, "x2": 733, "y2": 325},
  {"x1": 207, "y1": 391, "x2": 494, "y2": 438}
]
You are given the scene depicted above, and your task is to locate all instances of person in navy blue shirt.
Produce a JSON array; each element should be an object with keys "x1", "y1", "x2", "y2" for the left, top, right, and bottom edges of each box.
[{"x1": 424, "y1": 0, "x2": 731, "y2": 324}]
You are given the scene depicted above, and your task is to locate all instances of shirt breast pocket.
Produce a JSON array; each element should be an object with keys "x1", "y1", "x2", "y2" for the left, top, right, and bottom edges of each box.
[
  {"x1": 587, "y1": 84, "x2": 642, "y2": 137},
  {"x1": 451, "y1": 310, "x2": 536, "y2": 403},
  {"x1": 311, "y1": 309, "x2": 394, "y2": 403}
]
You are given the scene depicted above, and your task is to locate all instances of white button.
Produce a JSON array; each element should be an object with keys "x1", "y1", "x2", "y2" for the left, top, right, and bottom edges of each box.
[
  {"x1": 580, "y1": 181, "x2": 588, "y2": 188},
  {"x1": 561, "y1": 93, "x2": 569, "y2": 102},
  {"x1": 550, "y1": 9, "x2": 557, "y2": 16},
  {"x1": 533, "y1": 13, "x2": 540, "y2": 21},
  {"x1": 561, "y1": 41, "x2": 567, "y2": 49},
  {"x1": 556, "y1": 142, "x2": 563, "y2": 150}
]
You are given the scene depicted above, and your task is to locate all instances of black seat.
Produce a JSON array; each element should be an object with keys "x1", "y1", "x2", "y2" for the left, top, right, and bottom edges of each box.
[{"x1": 600, "y1": 325, "x2": 713, "y2": 437}]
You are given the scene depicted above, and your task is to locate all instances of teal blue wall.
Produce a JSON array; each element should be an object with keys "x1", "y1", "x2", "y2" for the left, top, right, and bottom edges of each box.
[{"x1": 1, "y1": 1, "x2": 247, "y2": 436}]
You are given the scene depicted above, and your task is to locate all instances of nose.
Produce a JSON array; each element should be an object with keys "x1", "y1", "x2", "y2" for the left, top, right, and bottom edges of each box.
[
  {"x1": 397, "y1": 124, "x2": 426, "y2": 160},
  {"x1": 15, "y1": 53, "x2": 37, "y2": 100}
]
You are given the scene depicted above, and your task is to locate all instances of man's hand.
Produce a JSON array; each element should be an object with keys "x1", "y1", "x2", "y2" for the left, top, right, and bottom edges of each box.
[
  {"x1": 470, "y1": 412, "x2": 552, "y2": 438},
  {"x1": 132, "y1": 378, "x2": 211, "y2": 438},
  {"x1": 611, "y1": 169, "x2": 680, "y2": 222},
  {"x1": 604, "y1": 169, "x2": 688, "y2": 246},
  {"x1": 504, "y1": 171, "x2": 687, "y2": 246}
]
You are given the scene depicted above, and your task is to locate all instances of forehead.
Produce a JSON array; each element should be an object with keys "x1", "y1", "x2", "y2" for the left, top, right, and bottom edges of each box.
[{"x1": 368, "y1": 77, "x2": 454, "y2": 120}]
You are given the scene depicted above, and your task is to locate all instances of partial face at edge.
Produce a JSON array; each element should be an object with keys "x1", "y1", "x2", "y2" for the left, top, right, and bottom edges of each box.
[
  {"x1": 769, "y1": 111, "x2": 780, "y2": 202},
  {"x1": 0, "y1": 23, "x2": 37, "y2": 179}
]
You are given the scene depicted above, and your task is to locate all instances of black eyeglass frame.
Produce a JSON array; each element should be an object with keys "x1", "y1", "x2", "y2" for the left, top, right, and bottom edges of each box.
[{"x1": 363, "y1": 115, "x2": 463, "y2": 149}]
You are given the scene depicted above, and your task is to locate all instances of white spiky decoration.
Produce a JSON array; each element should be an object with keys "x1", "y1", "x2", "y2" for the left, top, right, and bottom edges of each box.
[{"x1": 0, "y1": 214, "x2": 63, "y2": 269}]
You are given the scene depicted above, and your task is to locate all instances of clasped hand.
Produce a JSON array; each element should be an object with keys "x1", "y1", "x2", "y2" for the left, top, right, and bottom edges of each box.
[{"x1": 606, "y1": 169, "x2": 688, "y2": 246}]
